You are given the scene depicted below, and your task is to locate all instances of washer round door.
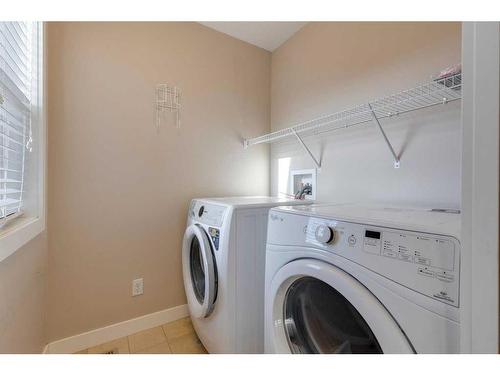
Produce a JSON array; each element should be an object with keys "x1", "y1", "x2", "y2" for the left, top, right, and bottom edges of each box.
[
  {"x1": 182, "y1": 224, "x2": 218, "y2": 318},
  {"x1": 268, "y1": 259, "x2": 413, "y2": 354}
]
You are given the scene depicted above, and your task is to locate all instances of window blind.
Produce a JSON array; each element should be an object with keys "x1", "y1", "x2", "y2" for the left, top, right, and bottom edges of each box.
[{"x1": 0, "y1": 22, "x2": 35, "y2": 226}]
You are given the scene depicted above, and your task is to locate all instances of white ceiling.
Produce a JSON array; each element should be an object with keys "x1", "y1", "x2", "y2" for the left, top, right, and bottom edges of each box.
[{"x1": 199, "y1": 22, "x2": 307, "y2": 52}]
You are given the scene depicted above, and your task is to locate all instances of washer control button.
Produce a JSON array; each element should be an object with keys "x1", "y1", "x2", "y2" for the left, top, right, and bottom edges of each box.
[
  {"x1": 414, "y1": 256, "x2": 431, "y2": 266},
  {"x1": 348, "y1": 235, "x2": 357, "y2": 246},
  {"x1": 198, "y1": 205, "x2": 205, "y2": 217},
  {"x1": 315, "y1": 225, "x2": 335, "y2": 244},
  {"x1": 398, "y1": 253, "x2": 413, "y2": 262},
  {"x1": 436, "y1": 271, "x2": 454, "y2": 283},
  {"x1": 418, "y1": 267, "x2": 435, "y2": 278},
  {"x1": 382, "y1": 249, "x2": 398, "y2": 258}
]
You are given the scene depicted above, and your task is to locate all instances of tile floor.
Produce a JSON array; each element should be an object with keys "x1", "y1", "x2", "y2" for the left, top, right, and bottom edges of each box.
[{"x1": 74, "y1": 317, "x2": 207, "y2": 354}]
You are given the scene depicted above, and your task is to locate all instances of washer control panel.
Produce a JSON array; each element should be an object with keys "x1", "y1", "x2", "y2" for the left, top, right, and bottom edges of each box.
[
  {"x1": 363, "y1": 230, "x2": 381, "y2": 254},
  {"x1": 364, "y1": 229, "x2": 455, "y2": 271},
  {"x1": 208, "y1": 227, "x2": 220, "y2": 250},
  {"x1": 189, "y1": 200, "x2": 227, "y2": 227},
  {"x1": 277, "y1": 216, "x2": 460, "y2": 307}
]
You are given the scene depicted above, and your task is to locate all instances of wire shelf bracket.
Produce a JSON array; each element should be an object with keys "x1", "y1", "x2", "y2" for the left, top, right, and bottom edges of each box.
[
  {"x1": 243, "y1": 73, "x2": 462, "y2": 169},
  {"x1": 291, "y1": 128, "x2": 321, "y2": 169},
  {"x1": 368, "y1": 103, "x2": 400, "y2": 168}
]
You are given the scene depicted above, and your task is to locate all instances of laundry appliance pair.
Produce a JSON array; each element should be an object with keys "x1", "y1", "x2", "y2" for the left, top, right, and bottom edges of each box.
[{"x1": 182, "y1": 198, "x2": 461, "y2": 354}]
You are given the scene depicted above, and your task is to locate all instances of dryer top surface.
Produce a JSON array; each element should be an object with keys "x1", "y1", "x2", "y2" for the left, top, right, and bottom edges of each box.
[{"x1": 197, "y1": 196, "x2": 312, "y2": 209}]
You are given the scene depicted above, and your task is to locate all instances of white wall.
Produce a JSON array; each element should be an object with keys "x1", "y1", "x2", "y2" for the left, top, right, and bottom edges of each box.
[{"x1": 270, "y1": 22, "x2": 462, "y2": 209}]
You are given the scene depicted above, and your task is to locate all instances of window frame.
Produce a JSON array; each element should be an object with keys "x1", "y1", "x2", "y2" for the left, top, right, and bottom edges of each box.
[{"x1": 0, "y1": 22, "x2": 45, "y2": 263}]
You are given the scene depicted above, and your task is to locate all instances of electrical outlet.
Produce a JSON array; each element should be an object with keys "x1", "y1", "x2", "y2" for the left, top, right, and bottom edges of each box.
[{"x1": 132, "y1": 278, "x2": 144, "y2": 296}]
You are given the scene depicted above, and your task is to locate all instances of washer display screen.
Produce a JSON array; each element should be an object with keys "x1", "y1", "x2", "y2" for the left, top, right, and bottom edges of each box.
[{"x1": 365, "y1": 230, "x2": 381, "y2": 239}]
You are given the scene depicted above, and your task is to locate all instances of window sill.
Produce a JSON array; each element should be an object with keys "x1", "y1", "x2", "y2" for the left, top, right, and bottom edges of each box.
[{"x1": 0, "y1": 215, "x2": 45, "y2": 263}]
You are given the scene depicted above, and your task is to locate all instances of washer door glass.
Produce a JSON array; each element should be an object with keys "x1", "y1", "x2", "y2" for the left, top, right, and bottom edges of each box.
[{"x1": 284, "y1": 276, "x2": 382, "y2": 354}]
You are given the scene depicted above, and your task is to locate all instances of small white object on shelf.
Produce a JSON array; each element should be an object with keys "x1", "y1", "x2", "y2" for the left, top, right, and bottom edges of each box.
[
  {"x1": 244, "y1": 72, "x2": 462, "y2": 169},
  {"x1": 156, "y1": 84, "x2": 181, "y2": 130}
]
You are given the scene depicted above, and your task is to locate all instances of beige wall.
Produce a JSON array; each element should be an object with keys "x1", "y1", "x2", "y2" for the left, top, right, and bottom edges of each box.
[
  {"x1": 0, "y1": 233, "x2": 48, "y2": 353},
  {"x1": 47, "y1": 22, "x2": 270, "y2": 341},
  {"x1": 270, "y1": 22, "x2": 462, "y2": 208}
]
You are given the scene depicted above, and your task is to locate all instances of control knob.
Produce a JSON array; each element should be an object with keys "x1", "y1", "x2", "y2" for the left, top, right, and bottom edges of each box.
[{"x1": 315, "y1": 224, "x2": 335, "y2": 244}]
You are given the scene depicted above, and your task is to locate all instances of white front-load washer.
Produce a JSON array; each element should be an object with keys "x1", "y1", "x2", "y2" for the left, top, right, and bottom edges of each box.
[
  {"x1": 265, "y1": 204, "x2": 461, "y2": 354},
  {"x1": 182, "y1": 196, "x2": 312, "y2": 353}
]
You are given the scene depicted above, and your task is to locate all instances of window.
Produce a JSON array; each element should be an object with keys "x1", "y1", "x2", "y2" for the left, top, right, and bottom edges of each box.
[{"x1": 0, "y1": 22, "x2": 44, "y2": 261}]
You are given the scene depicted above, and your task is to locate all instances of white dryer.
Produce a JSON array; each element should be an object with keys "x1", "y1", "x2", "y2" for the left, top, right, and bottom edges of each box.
[
  {"x1": 182, "y1": 196, "x2": 312, "y2": 353},
  {"x1": 265, "y1": 204, "x2": 461, "y2": 354}
]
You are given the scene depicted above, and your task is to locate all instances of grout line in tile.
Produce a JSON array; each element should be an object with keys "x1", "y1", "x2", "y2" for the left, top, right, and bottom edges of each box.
[
  {"x1": 128, "y1": 326, "x2": 169, "y2": 354},
  {"x1": 78, "y1": 318, "x2": 200, "y2": 354},
  {"x1": 164, "y1": 336, "x2": 173, "y2": 353},
  {"x1": 161, "y1": 325, "x2": 174, "y2": 352},
  {"x1": 162, "y1": 325, "x2": 175, "y2": 345}
]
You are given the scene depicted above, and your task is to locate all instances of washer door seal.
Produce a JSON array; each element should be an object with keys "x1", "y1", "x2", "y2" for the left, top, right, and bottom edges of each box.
[{"x1": 182, "y1": 224, "x2": 218, "y2": 318}]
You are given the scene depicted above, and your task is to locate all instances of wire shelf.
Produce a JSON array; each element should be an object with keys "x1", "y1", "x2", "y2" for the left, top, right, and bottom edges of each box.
[{"x1": 244, "y1": 73, "x2": 462, "y2": 148}]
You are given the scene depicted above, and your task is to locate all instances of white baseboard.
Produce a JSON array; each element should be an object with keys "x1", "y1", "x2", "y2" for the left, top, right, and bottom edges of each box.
[{"x1": 44, "y1": 304, "x2": 189, "y2": 354}]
